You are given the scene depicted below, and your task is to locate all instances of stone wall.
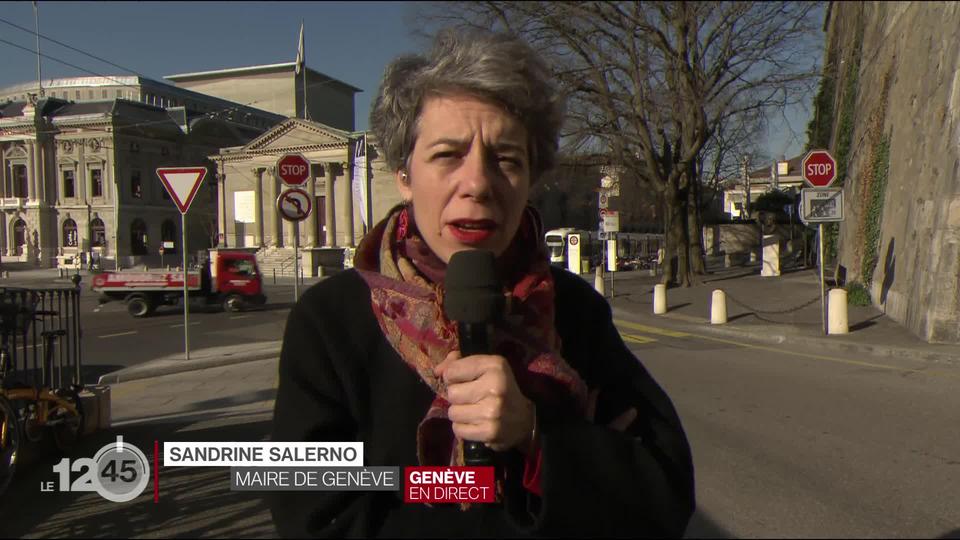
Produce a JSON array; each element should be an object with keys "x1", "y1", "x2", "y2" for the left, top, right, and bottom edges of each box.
[{"x1": 830, "y1": 2, "x2": 960, "y2": 342}]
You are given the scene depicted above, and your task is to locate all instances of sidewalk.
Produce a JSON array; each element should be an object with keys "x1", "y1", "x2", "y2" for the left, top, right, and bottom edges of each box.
[{"x1": 604, "y1": 263, "x2": 960, "y2": 365}]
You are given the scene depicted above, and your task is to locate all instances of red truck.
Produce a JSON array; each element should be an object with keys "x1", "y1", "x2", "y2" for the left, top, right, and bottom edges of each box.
[{"x1": 90, "y1": 250, "x2": 267, "y2": 317}]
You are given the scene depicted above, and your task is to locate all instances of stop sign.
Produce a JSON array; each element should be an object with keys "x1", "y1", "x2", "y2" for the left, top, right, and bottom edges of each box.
[
  {"x1": 802, "y1": 150, "x2": 837, "y2": 188},
  {"x1": 276, "y1": 153, "x2": 311, "y2": 186}
]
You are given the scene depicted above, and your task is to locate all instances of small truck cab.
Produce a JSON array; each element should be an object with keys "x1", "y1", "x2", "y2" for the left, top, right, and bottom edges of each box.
[{"x1": 91, "y1": 250, "x2": 266, "y2": 317}]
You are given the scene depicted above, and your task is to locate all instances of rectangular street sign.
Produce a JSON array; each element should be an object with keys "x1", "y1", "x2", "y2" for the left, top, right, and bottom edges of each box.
[
  {"x1": 603, "y1": 211, "x2": 620, "y2": 232},
  {"x1": 800, "y1": 188, "x2": 844, "y2": 222}
]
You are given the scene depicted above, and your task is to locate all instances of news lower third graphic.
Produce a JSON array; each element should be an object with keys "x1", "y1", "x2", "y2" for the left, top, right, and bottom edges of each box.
[
  {"x1": 165, "y1": 442, "x2": 497, "y2": 503},
  {"x1": 42, "y1": 436, "x2": 151, "y2": 503},
  {"x1": 41, "y1": 440, "x2": 498, "y2": 505}
]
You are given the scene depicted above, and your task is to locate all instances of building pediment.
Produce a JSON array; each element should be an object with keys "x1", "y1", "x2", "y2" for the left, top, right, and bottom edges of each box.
[
  {"x1": 3, "y1": 145, "x2": 26, "y2": 159},
  {"x1": 243, "y1": 118, "x2": 350, "y2": 153}
]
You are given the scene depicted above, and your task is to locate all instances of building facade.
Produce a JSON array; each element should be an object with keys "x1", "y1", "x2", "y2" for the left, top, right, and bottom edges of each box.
[
  {"x1": 212, "y1": 118, "x2": 401, "y2": 277},
  {"x1": 723, "y1": 155, "x2": 805, "y2": 219},
  {"x1": 165, "y1": 63, "x2": 361, "y2": 132},
  {"x1": 0, "y1": 97, "x2": 267, "y2": 268}
]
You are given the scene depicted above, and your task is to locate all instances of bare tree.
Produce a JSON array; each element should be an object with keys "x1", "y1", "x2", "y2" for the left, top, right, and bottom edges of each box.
[{"x1": 413, "y1": 1, "x2": 821, "y2": 285}]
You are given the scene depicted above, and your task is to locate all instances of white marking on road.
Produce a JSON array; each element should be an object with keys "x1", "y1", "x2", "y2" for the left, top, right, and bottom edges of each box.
[
  {"x1": 229, "y1": 315, "x2": 252, "y2": 320},
  {"x1": 170, "y1": 322, "x2": 202, "y2": 328},
  {"x1": 99, "y1": 331, "x2": 138, "y2": 339}
]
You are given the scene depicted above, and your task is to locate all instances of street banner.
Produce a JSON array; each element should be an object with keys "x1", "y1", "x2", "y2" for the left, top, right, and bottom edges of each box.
[{"x1": 352, "y1": 134, "x2": 369, "y2": 226}]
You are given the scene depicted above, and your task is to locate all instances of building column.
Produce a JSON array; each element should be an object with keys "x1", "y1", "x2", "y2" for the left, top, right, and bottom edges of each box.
[
  {"x1": 253, "y1": 167, "x2": 264, "y2": 247},
  {"x1": 26, "y1": 141, "x2": 36, "y2": 200},
  {"x1": 324, "y1": 163, "x2": 336, "y2": 248},
  {"x1": 78, "y1": 141, "x2": 86, "y2": 203},
  {"x1": 307, "y1": 167, "x2": 318, "y2": 247},
  {"x1": 343, "y1": 161, "x2": 355, "y2": 247},
  {"x1": 0, "y1": 147, "x2": 7, "y2": 198},
  {"x1": 270, "y1": 168, "x2": 282, "y2": 247}
]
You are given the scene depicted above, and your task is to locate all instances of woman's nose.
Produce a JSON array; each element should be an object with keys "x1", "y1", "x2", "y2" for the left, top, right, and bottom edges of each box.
[{"x1": 457, "y1": 148, "x2": 497, "y2": 201}]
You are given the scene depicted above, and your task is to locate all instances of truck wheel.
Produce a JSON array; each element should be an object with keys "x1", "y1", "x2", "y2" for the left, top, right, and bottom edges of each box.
[
  {"x1": 126, "y1": 295, "x2": 152, "y2": 318},
  {"x1": 223, "y1": 294, "x2": 244, "y2": 313}
]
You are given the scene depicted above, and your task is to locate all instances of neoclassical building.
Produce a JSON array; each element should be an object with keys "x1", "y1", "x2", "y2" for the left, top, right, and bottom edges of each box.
[
  {"x1": 0, "y1": 96, "x2": 273, "y2": 268},
  {"x1": 212, "y1": 118, "x2": 401, "y2": 277}
]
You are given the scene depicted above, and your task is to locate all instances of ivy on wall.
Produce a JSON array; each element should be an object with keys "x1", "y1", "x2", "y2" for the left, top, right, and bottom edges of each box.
[
  {"x1": 823, "y1": 17, "x2": 865, "y2": 263},
  {"x1": 860, "y1": 135, "x2": 891, "y2": 286},
  {"x1": 805, "y1": 36, "x2": 838, "y2": 151}
]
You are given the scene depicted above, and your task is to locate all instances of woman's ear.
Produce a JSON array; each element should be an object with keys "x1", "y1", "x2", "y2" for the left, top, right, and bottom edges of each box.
[{"x1": 395, "y1": 170, "x2": 412, "y2": 202}]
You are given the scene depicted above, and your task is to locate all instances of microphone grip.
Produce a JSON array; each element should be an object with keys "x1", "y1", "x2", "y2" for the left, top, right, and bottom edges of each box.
[{"x1": 458, "y1": 322, "x2": 497, "y2": 467}]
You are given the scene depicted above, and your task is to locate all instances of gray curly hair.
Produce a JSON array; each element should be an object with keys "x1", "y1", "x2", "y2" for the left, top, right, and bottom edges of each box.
[{"x1": 369, "y1": 27, "x2": 565, "y2": 183}]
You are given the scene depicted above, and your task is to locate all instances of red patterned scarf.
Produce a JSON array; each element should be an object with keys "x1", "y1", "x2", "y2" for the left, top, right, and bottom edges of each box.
[{"x1": 354, "y1": 204, "x2": 588, "y2": 472}]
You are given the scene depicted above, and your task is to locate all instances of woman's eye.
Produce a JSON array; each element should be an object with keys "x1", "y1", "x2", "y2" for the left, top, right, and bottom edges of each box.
[
  {"x1": 498, "y1": 156, "x2": 523, "y2": 168},
  {"x1": 434, "y1": 151, "x2": 459, "y2": 160}
]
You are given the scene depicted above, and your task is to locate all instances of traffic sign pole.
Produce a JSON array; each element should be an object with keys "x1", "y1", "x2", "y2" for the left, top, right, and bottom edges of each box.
[
  {"x1": 293, "y1": 222, "x2": 299, "y2": 302},
  {"x1": 156, "y1": 166, "x2": 207, "y2": 362},
  {"x1": 819, "y1": 223, "x2": 826, "y2": 335},
  {"x1": 182, "y1": 213, "x2": 190, "y2": 360}
]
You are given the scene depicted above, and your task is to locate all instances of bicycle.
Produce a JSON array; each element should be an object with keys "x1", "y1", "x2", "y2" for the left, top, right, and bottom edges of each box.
[{"x1": 0, "y1": 290, "x2": 83, "y2": 496}]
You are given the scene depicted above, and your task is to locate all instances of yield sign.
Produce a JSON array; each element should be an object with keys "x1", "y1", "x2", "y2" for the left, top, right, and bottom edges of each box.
[{"x1": 157, "y1": 167, "x2": 208, "y2": 214}]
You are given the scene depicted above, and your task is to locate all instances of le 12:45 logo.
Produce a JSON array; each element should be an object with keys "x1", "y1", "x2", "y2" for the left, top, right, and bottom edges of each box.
[{"x1": 42, "y1": 437, "x2": 151, "y2": 502}]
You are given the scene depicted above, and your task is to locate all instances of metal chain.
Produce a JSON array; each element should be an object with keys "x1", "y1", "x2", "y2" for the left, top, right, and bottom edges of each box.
[{"x1": 723, "y1": 291, "x2": 822, "y2": 315}]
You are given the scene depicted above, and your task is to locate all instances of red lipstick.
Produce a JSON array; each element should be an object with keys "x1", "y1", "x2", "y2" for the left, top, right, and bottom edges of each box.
[{"x1": 447, "y1": 219, "x2": 498, "y2": 244}]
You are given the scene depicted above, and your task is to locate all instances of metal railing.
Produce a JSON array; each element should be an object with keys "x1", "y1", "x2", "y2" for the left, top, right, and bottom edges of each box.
[{"x1": 0, "y1": 285, "x2": 83, "y2": 389}]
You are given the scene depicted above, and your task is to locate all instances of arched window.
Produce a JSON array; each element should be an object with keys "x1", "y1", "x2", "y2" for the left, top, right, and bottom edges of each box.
[
  {"x1": 131, "y1": 219, "x2": 148, "y2": 255},
  {"x1": 161, "y1": 219, "x2": 177, "y2": 254},
  {"x1": 62, "y1": 219, "x2": 78, "y2": 247},
  {"x1": 12, "y1": 219, "x2": 26, "y2": 256},
  {"x1": 91, "y1": 218, "x2": 106, "y2": 247}
]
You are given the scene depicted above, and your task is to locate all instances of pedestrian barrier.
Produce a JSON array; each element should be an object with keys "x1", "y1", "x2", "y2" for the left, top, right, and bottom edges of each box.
[
  {"x1": 711, "y1": 290, "x2": 727, "y2": 324},
  {"x1": 828, "y1": 288, "x2": 849, "y2": 334},
  {"x1": 654, "y1": 284, "x2": 667, "y2": 315},
  {"x1": 0, "y1": 280, "x2": 87, "y2": 496}
]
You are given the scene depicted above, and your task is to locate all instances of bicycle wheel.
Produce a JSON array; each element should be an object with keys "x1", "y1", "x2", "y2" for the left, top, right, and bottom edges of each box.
[
  {"x1": 51, "y1": 389, "x2": 83, "y2": 452},
  {"x1": 0, "y1": 395, "x2": 20, "y2": 496}
]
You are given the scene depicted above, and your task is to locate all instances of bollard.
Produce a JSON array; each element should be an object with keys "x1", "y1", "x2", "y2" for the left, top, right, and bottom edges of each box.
[
  {"x1": 654, "y1": 283, "x2": 667, "y2": 315},
  {"x1": 594, "y1": 265, "x2": 605, "y2": 296},
  {"x1": 711, "y1": 289, "x2": 727, "y2": 324},
  {"x1": 828, "y1": 288, "x2": 849, "y2": 334},
  {"x1": 58, "y1": 268, "x2": 64, "y2": 278},
  {"x1": 749, "y1": 250, "x2": 758, "y2": 263},
  {"x1": 724, "y1": 253, "x2": 732, "y2": 268}
]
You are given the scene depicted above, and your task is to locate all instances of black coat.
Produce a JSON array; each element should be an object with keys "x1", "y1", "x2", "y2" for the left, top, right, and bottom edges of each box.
[{"x1": 270, "y1": 267, "x2": 695, "y2": 538}]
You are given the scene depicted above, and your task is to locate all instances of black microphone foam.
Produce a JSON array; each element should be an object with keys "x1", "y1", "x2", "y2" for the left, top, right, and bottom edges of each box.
[
  {"x1": 444, "y1": 249, "x2": 503, "y2": 324},
  {"x1": 443, "y1": 250, "x2": 503, "y2": 467}
]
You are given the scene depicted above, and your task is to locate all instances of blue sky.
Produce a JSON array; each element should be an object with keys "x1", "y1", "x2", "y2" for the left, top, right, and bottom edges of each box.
[{"x1": 0, "y1": 1, "x2": 814, "y2": 161}]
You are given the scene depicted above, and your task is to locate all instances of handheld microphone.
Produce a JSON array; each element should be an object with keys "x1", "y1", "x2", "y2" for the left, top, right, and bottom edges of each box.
[{"x1": 443, "y1": 249, "x2": 504, "y2": 467}]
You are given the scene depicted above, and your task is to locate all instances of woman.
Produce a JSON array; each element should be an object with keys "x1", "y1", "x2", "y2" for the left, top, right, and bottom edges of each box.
[{"x1": 271, "y1": 28, "x2": 694, "y2": 538}]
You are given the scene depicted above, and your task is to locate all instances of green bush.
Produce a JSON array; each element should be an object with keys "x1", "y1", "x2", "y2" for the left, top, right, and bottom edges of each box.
[{"x1": 846, "y1": 281, "x2": 871, "y2": 306}]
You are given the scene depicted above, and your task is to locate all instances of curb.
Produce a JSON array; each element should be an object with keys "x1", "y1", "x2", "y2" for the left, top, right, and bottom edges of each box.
[
  {"x1": 612, "y1": 305, "x2": 960, "y2": 366},
  {"x1": 98, "y1": 342, "x2": 282, "y2": 384}
]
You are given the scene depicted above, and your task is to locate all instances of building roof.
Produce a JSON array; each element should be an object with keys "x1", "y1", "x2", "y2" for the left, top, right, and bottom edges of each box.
[
  {"x1": 748, "y1": 153, "x2": 805, "y2": 179},
  {"x1": 50, "y1": 100, "x2": 118, "y2": 117},
  {"x1": 165, "y1": 62, "x2": 362, "y2": 93},
  {"x1": 0, "y1": 75, "x2": 285, "y2": 123},
  {"x1": 0, "y1": 101, "x2": 27, "y2": 118},
  {"x1": 0, "y1": 76, "x2": 142, "y2": 95}
]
